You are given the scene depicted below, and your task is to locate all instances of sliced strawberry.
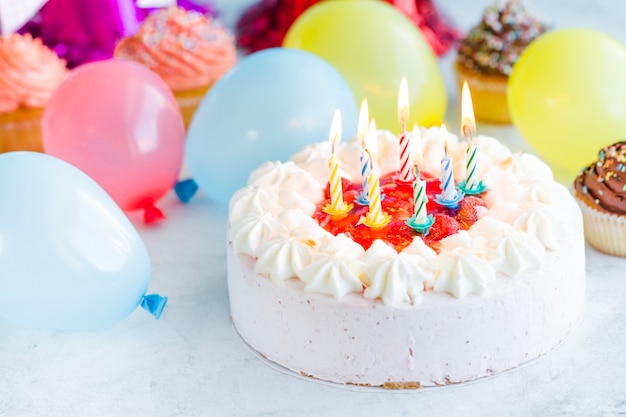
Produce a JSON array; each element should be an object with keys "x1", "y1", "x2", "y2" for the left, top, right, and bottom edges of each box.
[
  {"x1": 456, "y1": 196, "x2": 487, "y2": 229},
  {"x1": 425, "y1": 213, "x2": 462, "y2": 242}
]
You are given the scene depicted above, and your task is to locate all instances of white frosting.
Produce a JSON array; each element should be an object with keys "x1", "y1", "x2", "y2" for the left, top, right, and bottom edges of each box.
[
  {"x1": 254, "y1": 230, "x2": 317, "y2": 286},
  {"x1": 228, "y1": 127, "x2": 582, "y2": 305},
  {"x1": 298, "y1": 234, "x2": 365, "y2": 299},
  {"x1": 469, "y1": 216, "x2": 545, "y2": 277},
  {"x1": 434, "y1": 231, "x2": 496, "y2": 298},
  {"x1": 229, "y1": 186, "x2": 283, "y2": 224},
  {"x1": 228, "y1": 213, "x2": 287, "y2": 256},
  {"x1": 362, "y1": 240, "x2": 433, "y2": 305}
]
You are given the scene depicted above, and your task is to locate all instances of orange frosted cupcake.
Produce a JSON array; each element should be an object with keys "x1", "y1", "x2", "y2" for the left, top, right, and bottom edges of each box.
[
  {"x1": 0, "y1": 33, "x2": 69, "y2": 152},
  {"x1": 455, "y1": 0, "x2": 546, "y2": 124},
  {"x1": 114, "y1": 7, "x2": 237, "y2": 130},
  {"x1": 574, "y1": 142, "x2": 626, "y2": 257}
]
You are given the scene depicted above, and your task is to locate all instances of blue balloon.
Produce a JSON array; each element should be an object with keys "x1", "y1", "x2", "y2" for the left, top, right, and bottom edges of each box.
[
  {"x1": 0, "y1": 152, "x2": 163, "y2": 330},
  {"x1": 185, "y1": 47, "x2": 358, "y2": 204}
]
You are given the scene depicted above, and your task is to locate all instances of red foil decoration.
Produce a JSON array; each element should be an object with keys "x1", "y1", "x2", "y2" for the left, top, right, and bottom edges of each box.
[{"x1": 236, "y1": 0, "x2": 461, "y2": 56}]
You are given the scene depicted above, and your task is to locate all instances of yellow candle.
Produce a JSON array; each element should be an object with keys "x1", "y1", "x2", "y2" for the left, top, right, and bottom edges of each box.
[{"x1": 323, "y1": 109, "x2": 352, "y2": 218}]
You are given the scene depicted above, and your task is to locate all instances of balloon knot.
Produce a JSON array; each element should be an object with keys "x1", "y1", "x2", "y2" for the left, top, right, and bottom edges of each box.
[
  {"x1": 140, "y1": 294, "x2": 168, "y2": 320},
  {"x1": 174, "y1": 179, "x2": 199, "y2": 203},
  {"x1": 144, "y1": 203, "x2": 166, "y2": 224}
]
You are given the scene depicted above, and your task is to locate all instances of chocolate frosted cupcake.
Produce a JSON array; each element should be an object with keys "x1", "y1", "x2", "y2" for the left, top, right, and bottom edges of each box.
[
  {"x1": 455, "y1": 0, "x2": 546, "y2": 124},
  {"x1": 574, "y1": 142, "x2": 626, "y2": 257}
]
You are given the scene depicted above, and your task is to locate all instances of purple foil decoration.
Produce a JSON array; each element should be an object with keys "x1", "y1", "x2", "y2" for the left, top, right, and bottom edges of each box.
[{"x1": 20, "y1": 0, "x2": 216, "y2": 68}]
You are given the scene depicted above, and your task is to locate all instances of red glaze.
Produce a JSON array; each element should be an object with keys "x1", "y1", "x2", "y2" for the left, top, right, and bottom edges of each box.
[{"x1": 313, "y1": 172, "x2": 486, "y2": 252}]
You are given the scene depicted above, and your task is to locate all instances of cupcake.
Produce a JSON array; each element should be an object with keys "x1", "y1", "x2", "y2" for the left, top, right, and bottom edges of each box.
[
  {"x1": 574, "y1": 142, "x2": 626, "y2": 257},
  {"x1": 114, "y1": 6, "x2": 237, "y2": 130},
  {"x1": 0, "y1": 33, "x2": 68, "y2": 152},
  {"x1": 455, "y1": 0, "x2": 546, "y2": 124}
]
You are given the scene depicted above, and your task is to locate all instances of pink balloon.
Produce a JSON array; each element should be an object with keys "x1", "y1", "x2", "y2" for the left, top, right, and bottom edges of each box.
[{"x1": 42, "y1": 60, "x2": 185, "y2": 222}]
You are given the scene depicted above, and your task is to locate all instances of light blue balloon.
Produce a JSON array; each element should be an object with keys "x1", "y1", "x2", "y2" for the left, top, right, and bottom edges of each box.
[
  {"x1": 185, "y1": 47, "x2": 358, "y2": 204},
  {"x1": 0, "y1": 152, "x2": 153, "y2": 330}
]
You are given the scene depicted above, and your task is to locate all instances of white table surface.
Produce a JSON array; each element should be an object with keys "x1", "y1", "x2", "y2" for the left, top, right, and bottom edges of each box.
[{"x1": 2, "y1": 1, "x2": 626, "y2": 416}]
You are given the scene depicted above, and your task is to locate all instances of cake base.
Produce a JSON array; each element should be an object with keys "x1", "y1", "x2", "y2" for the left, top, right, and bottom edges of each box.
[
  {"x1": 174, "y1": 85, "x2": 211, "y2": 130},
  {"x1": 227, "y1": 229, "x2": 585, "y2": 389},
  {"x1": 0, "y1": 107, "x2": 44, "y2": 153},
  {"x1": 454, "y1": 61, "x2": 510, "y2": 124}
]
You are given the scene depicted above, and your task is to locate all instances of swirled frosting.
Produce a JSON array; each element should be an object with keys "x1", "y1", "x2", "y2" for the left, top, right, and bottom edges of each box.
[
  {"x1": 114, "y1": 7, "x2": 236, "y2": 91},
  {"x1": 362, "y1": 240, "x2": 433, "y2": 305},
  {"x1": 0, "y1": 33, "x2": 68, "y2": 114},
  {"x1": 457, "y1": 0, "x2": 547, "y2": 76},
  {"x1": 574, "y1": 141, "x2": 626, "y2": 214},
  {"x1": 299, "y1": 234, "x2": 365, "y2": 298},
  {"x1": 229, "y1": 126, "x2": 581, "y2": 305}
]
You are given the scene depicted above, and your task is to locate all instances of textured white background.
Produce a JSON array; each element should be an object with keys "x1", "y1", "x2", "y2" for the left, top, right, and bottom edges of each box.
[{"x1": 2, "y1": 1, "x2": 626, "y2": 416}]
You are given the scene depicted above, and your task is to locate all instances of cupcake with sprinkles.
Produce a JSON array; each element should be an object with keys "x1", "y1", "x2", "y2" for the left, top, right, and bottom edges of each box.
[
  {"x1": 115, "y1": 6, "x2": 237, "y2": 129},
  {"x1": 574, "y1": 141, "x2": 626, "y2": 257},
  {"x1": 454, "y1": 0, "x2": 547, "y2": 124}
]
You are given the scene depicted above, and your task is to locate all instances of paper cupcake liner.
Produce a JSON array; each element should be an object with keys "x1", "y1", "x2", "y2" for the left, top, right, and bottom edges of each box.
[
  {"x1": 454, "y1": 61, "x2": 510, "y2": 124},
  {"x1": 174, "y1": 85, "x2": 211, "y2": 131},
  {"x1": 0, "y1": 106, "x2": 44, "y2": 152},
  {"x1": 576, "y1": 196, "x2": 626, "y2": 257}
]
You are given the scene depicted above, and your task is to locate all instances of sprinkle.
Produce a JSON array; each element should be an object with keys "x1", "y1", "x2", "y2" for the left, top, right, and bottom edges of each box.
[
  {"x1": 598, "y1": 190, "x2": 603, "y2": 195},
  {"x1": 623, "y1": 184, "x2": 626, "y2": 192},
  {"x1": 595, "y1": 199, "x2": 600, "y2": 205},
  {"x1": 582, "y1": 185, "x2": 588, "y2": 193}
]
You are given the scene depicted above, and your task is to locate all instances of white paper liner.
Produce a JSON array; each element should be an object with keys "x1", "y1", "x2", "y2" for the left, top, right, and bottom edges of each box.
[{"x1": 577, "y1": 198, "x2": 626, "y2": 257}]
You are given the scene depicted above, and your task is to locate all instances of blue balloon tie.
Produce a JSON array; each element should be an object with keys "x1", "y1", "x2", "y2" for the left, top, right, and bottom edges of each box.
[
  {"x1": 140, "y1": 294, "x2": 168, "y2": 319},
  {"x1": 174, "y1": 179, "x2": 199, "y2": 203}
]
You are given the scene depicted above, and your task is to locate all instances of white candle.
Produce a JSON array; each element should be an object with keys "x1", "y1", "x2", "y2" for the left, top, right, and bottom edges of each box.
[
  {"x1": 439, "y1": 125, "x2": 458, "y2": 201},
  {"x1": 358, "y1": 99, "x2": 370, "y2": 201},
  {"x1": 412, "y1": 166, "x2": 428, "y2": 223},
  {"x1": 461, "y1": 81, "x2": 479, "y2": 190},
  {"x1": 397, "y1": 77, "x2": 415, "y2": 182}
]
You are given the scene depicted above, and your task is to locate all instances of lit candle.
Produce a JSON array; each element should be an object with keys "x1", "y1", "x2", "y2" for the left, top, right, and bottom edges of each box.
[
  {"x1": 397, "y1": 77, "x2": 415, "y2": 183},
  {"x1": 435, "y1": 124, "x2": 464, "y2": 209},
  {"x1": 362, "y1": 172, "x2": 390, "y2": 229},
  {"x1": 460, "y1": 81, "x2": 486, "y2": 195},
  {"x1": 462, "y1": 81, "x2": 478, "y2": 189},
  {"x1": 360, "y1": 120, "x2": 390, "y2": 229},
  {"x1": 440, "y1": 126, "x2": 456, "y2": 200},
  {"x1": 323, "y1": 110, "x2": 352, "y2": 219},
  {"x1": 356, "y1": 99, "x2": 371, "y2": 205},
  {"x1": 412, "y1": 165, "x2": 428, "y2": 223},
  {"x1": 411, "y1": 123, "x2": 421, "y2": 169},
  {"x1": 405, "y1": 130, "x2": 434, "y2": 234}
]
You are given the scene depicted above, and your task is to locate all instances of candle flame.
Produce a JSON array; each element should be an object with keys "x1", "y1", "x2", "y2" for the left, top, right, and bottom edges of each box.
[
  {"x1": 397, "y1": 77, "x2": 409, "y2": 126},
  {"x1": 329, "y1": 109, "x2": 342, "y2": 151},
  {"x1": 441, "y1": 123, "x2": 449, "y2": 154},
  {"x1": 461, "y1": 81, "x2": 476, "y2": 138},
  {"x1": 411, "y1": 123, "x2": 422, "y2": 168},
  {"x1": 357, "y1": 99, "x2": 369, "y2": 145},
  {"x1": 367, "y1": 118, "x2": 378, "y2": 152}
]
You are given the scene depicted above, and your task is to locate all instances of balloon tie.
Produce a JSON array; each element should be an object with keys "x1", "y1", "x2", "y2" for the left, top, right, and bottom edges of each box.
[
  {"x1": 174, "y1": 178, "x2": 199, "y2": 203},
  {"x1": 143, "y1": 202, "x2": 166, "y2": 224},
  {"x1": 140, "y1": 294, "x2": 168, "y2": 319}
]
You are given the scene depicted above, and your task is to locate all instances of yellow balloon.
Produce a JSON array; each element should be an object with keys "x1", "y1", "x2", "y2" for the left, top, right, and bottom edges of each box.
[
  {"x1": 283, "y1": 0, "x2": 446, "y2": 132},
  {"x1": 509, "y1": 28, "x2": 626, "y2": 180}
]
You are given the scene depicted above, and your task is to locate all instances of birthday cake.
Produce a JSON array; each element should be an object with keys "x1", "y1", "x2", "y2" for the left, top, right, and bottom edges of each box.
[{"x1": 227, "y1": 124, "x2": 585, "y2": 389}]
